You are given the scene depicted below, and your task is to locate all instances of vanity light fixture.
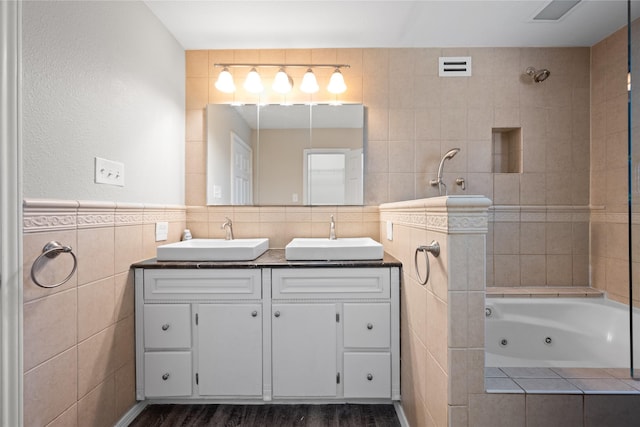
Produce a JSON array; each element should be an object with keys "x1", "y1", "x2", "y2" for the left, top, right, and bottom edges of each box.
[
  {"x1": 214, "y1": 63, "x2": 349, "y2": 95},
  {"x1": 214, "y1": 67, "x2": 236, "y2": 93},
  {"x1": 300, "y1": 68, "x2": 320, "y2": 93},
  {"x1": 327, "y1": 68, "x2": 347, "y2": 94},
  {"x1": 244, "y1": 67, "x2": 264, "y2": 93},
  {"x1": 272, "y1": 68, "x2": 293, "y2": 93}
]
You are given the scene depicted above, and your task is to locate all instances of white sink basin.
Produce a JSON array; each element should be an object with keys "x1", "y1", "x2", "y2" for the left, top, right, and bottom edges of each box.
[
  {"x1": 285, "y1": 237, "x2": 383, "y2": 261},
  {"x1": 157, "y1": 238, "x2": 269, "y2": 261}
]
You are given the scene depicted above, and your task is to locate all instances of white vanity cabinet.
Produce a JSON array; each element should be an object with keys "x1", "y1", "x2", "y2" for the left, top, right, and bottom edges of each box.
[
  {"x1": 270, "y1": 267, "x2": 400, "y2": 401},
  {"x1": 135, "y1": 268, "x2": 263, "y2": 400},
  {"x1": 135, "y1": 262, "x2": 400, "y2": 403}
]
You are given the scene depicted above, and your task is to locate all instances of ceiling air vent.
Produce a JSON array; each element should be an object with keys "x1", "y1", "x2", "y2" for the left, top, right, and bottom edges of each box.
[{"x1": 439, "y1": 56, "x2": 472, "y2": 77}]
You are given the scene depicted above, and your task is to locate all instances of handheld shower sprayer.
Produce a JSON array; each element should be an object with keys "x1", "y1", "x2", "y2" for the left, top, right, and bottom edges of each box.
[{"x1": 430, "y1": 148, "x2": 460, "y2": 196}]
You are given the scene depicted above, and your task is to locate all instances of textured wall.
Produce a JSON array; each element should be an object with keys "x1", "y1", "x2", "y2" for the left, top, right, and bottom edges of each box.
[{"x1": 22, "y1": 1, "x2": 185, "y2": 205}]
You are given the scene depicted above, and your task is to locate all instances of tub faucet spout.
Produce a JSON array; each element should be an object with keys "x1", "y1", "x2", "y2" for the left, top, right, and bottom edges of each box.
[
  {"x1": 429, "y1": 148, "x2": 460, "y2": 196},
  {"x1": 221, "y1": 217, "x2": 234, "y2": 240}
]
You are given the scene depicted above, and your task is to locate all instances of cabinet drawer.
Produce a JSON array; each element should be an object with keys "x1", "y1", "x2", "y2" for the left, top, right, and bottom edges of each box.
[
  {"x1": 272, "y1": 268, "x2": 390, "y2": 299},
  {"x1": 343, "y1": 352, "x2": 391, "y2": 398},
  {"x1": 144, "y1": 351, "x2": 192, "y2": 397},
  {"x1": 344, "y1": 303, "x2": 390, "y2": 348},
  {"x1": 144, "y1": 304, "x2": 191, "y2": 349},
  {"x1": 144, "y1": 269, "x2": 261, "y2": 300}
]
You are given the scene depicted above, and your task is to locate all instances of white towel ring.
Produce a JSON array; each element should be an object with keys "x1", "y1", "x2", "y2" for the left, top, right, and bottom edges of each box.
[
  {"x1": 414, "y1": 241, "x2": 440, "y2": 286},
  {"x1": 30, "y1": 241, "x2": 78, "y2": 288}
]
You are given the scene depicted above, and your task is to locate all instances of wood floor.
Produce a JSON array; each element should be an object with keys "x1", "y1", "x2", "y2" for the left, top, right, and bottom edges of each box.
[{"x1": 127, "y1": 403, "x2": 401, "y2": 427}]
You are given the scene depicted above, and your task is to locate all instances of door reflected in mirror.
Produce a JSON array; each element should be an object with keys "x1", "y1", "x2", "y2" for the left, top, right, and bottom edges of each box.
[{"x1": 206, "y1": 103, "x2": 364, "y2": 206}]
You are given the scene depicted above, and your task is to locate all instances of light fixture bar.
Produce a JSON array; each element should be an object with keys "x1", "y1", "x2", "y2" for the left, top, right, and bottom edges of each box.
[
  {"x1": 213, "y1": 63, "x2": 351, "y2": 95},
  {"x1": 214, "y1": 63, "x2": 350, "y2": 70}
]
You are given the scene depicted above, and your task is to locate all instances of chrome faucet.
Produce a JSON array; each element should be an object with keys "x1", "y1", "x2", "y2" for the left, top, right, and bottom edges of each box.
[
  {"x1": 329, "y1": 215, "x2": 336, "y2": 240},
  {"x1": 429, "y1": 148, "x2": 460, "y2": 196},
  {"x1": 221, "y1": 217, "x2": 234, "y2": 240}
]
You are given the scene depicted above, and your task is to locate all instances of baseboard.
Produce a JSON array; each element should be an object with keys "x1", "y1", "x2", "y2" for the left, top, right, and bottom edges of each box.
[
  {"x1": 114, "y1": 401, "x2": 148, "y2": 427},
  {"x1": 394, "y1": 402, "x2": 410, "y2": 427}
]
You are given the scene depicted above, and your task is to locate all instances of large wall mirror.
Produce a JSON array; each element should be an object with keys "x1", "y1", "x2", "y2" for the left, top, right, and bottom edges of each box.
[{"x1": 206, "y1": 103, "x2": 364, "y2": 206}]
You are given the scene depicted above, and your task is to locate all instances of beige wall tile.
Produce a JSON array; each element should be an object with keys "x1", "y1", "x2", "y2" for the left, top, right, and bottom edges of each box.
[
  {"x1": 425, "y1": 352, "x2": 448, "y2": 427},
  {"x1": 77, "y1": 227, "x2": 114, "y2": 286},
  {"x1": 584, "y1": 395, "x2": 640, "y2": 427},
  {"x1": 526, "y1": 394, "x2": 583, "y2": 427},
  {"x1": 24, "y1": 347, "x2": 77, "y2": 427},
  {"x1": 24, "y1": 289, "x2": 77, "y2": 372},
  {"x1": 78, "y1": 277, "x2": 115, "y2": 341},
  {"x1": 469, "y1": 393, "x2": 525, "y2": 427},
  {"x1": 77, "y1": 325, "x2": 117, "y2": 398},
  {"x1": 77, "y1": 376, "x2": 116, "y2": 427},
  {"x1": 47, "y1": 404, "x2": 78, "y2": 427},
  {"x1": 114, "y1": 271, "x2": 134, "y2": 321},
  {"x1": 114, "y1": 224, "x2": 144, "y2": 273},
  {"x1": 186, "y1": 77, "x2": 209, "y2": 110},
  {"x1": 185, "y1": 109, "x2": 205, "y2": 142},
  {"x1": 115, "y1": 362, "x2": 137, "y2": 419},
  {"x1": 426, "y1": 291, "x2": 448, "y2": 370}
]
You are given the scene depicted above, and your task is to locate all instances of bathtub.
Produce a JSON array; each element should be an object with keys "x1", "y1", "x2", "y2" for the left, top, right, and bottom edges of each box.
[{"x1": 485, "y1": 297, "x2": 640, "y2": 368}]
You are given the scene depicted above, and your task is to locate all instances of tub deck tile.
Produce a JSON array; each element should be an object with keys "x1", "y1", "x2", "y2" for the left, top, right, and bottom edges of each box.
[
  {"x1": 512, "y1": 378, "x2": 582, "y2": 394},
  {"x1": 485, "y1": 378, "x2": 524, "y2": 393},
  {"x1": 551, "y1": 367, "x2": 614, "y2": 379},
  {"x1": 567, "y1": 378, "x2": 640, "y2": 394},
  {"x1": 485, "y1": 367, "x2": 508, "y2": 378},
  {"x1": 500, "y1": 367, "x2": 560, "y2": 379},
  {"x1": 486, "y1": 286, "x2": 604, "y2": 298}
]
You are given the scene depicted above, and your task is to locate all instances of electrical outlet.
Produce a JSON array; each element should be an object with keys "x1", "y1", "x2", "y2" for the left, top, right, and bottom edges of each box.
[{"x1": 95, "y1": 157, "x2": 125, "y2": 186}]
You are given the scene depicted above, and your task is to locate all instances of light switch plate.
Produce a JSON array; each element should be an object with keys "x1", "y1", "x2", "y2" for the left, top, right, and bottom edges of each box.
[
  {"x1": 155, "y1": 222, "x2": 169, "y2": 242},
  {"x1": 386, "y1": 220, "x2": 393, "y2": 241},
  {"x1": 95, "y1": 157, "x2": 125, "y2": 186}
]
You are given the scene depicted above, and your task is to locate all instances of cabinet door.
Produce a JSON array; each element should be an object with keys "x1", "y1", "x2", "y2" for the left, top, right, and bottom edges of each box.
[
  {"x1": 197, "y1": 303, "x2": 262, "y2": 396},
  {"x1": 272, "y1": 303, "x2": 337, "y2": 397}
]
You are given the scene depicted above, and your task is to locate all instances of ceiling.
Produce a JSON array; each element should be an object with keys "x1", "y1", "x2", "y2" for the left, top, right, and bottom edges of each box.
[{"x1": 144, "y1": 0, "x2": 640, "y2": 50}]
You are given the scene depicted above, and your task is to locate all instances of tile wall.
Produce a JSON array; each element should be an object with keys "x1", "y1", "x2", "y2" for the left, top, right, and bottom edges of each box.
[
  {"x1": 379, "y1": 196, "x2": 490, "y2": 427},
  {"x1": 590, "y1": 24, "x2": 640, "y2": 306},
  {"x1": 22, "y1": 199, "x2": 185, "y2": 426},
  {"x1": 185, "y1": 47, "x2": 592, "y2": 284}
]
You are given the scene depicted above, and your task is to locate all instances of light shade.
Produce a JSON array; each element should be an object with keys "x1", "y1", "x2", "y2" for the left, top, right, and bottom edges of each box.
[
  {"x1": 272, "y1": 68, "x2": 293, "y2": 93},
  {"x1": 327, "y1": 68, "x2": 347, "y2": 94},
  {"x1": 214, "y1": 67, "x2": 235, "y2": 93},
  {"x1": 300, "y1": 68, "x2": 319, "y2": 93},
  {"x1": 244, "y1": 68, "x2": 264, "y2": 93}
]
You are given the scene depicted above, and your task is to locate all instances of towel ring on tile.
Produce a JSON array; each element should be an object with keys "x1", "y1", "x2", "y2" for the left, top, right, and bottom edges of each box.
[
  {"x1": 414, "y1": 241, "x2": 440, "y2": 286},
  {"x1": 30, "y1": 241, "x2": 77, "y2": 288}
]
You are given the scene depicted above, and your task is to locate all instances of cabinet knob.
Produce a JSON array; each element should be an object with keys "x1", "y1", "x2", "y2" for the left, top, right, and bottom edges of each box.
[
  {"x1": 274, "y1": 311, "x2": 280, "y2": 318},
  {"x1": 161, "y1": 324, "x2": 170, "y2": 331},
  {"x1": 367, "y1": 323, "x2": 373, "y2": 330},
  {"x1": 251, "y1": 310, "x2": 258, "y2": 317},
  {"x1": 367, "y1": 373, "x2": 373, "y2": 381},
  {"x1": 162, "y1": 373, "x2": 170, "y2": 381}
]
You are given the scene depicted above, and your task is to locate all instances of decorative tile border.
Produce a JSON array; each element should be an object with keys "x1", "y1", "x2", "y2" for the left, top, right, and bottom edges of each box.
[
  {"x1": 379, "y1": 196, "x2": 492, "y2": 234},
  {"x1": 23, "y1": 199, "x2": 186, "y2": 233}
]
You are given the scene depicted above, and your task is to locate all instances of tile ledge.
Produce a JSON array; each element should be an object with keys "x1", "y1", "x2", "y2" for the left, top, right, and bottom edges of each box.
[{"x1": 486, "y1": 286, "x2": 603, "y2": 298}]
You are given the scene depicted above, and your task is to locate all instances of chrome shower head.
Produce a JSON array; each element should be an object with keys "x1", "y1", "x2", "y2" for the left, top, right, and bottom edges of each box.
[{"x1": 526, "y1": 66, "x2": 551, "y2": 83}]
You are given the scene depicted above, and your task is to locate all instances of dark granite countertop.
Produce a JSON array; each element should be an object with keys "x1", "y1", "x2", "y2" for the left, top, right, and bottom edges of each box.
[{"x1": 131, "y1": 249, "x2": 402, "y2": 269}]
